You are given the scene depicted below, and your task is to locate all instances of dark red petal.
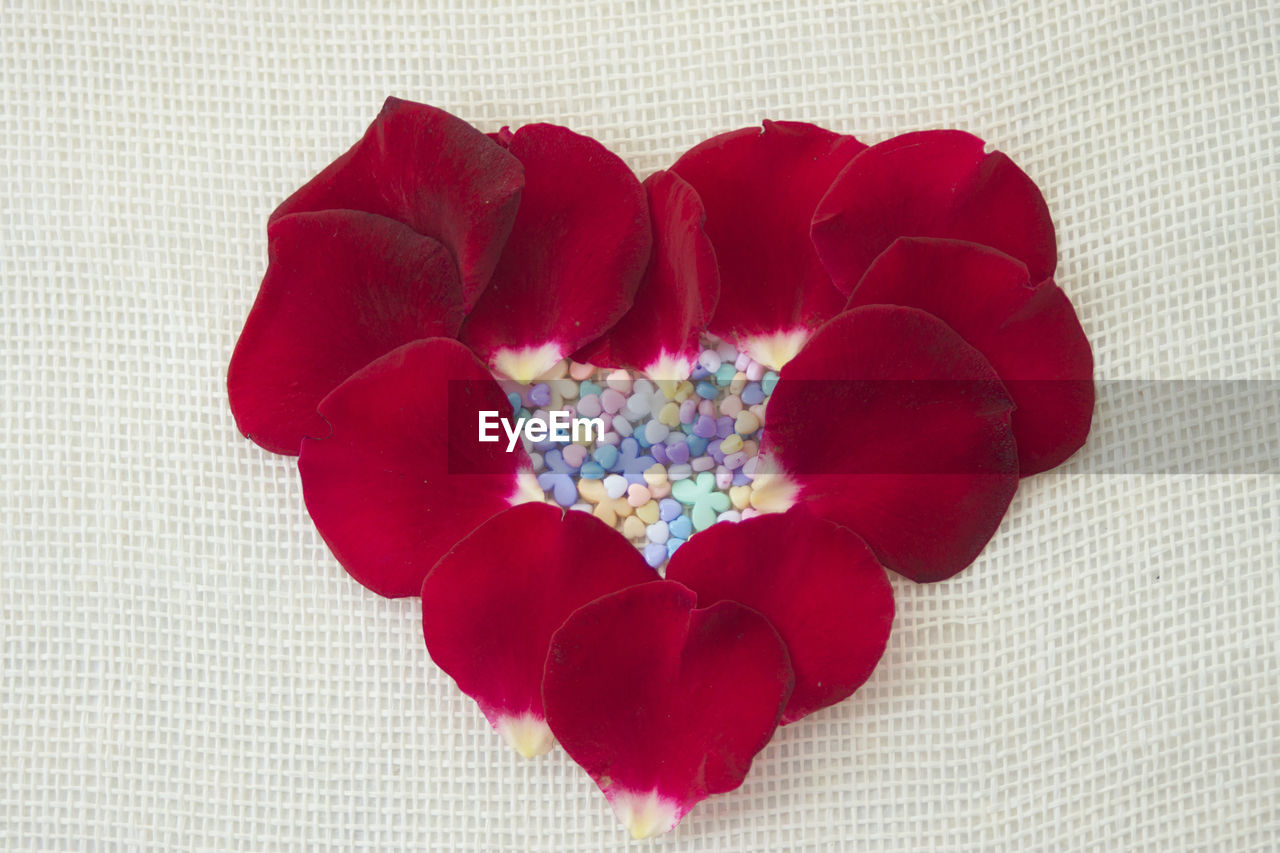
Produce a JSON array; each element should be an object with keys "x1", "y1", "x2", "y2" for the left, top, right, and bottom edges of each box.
[
  {"x1": 670, "y1": 121, "x2": 866, "y2": 368},
  {"x1": 459, "y1": 124, "x2": 651, "y2": 380},
  {"x1": 757, "y1": 305, "x2": 1018, "y2": 583},
  {"x1": 298, "y1": 338, "x2": 539, "y2": 598},
  {"x1": 271, "y1": 97, "x2": 523, "y2": 307},
  {"x1": 848, "y1": 237, "x2": 1094, "y2": 474},
  {"x1": 544, "y1": 581, "x2": 792, "y2": 839},
  {"x1": 666, "y1": 506, "x2": 894, "y2": 723},
  {"x1": 420, "y1": 503, "x2": 657, "y2": 757},
  {"x1": 228, "y1": 211, "x2": 467, "y2": 455},
  {"x1": 571, "y1": 170, "x2": 719, "y2": 378},
  {"x1": 811, "y1": 130, "x2": 1056, "y2": 294}
]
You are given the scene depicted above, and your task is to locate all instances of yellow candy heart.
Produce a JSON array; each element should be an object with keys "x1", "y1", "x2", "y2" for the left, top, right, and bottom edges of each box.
[
  {"x1": 735, "y1": 411, "x2": 760, "y2": 435},
  {"x1": 622, "y1": 515, "x2": 646, "y2": 540},
  {"x1": 635, "y1": 500, "x2": 661, "y2": 525},
  {"x1": 654, "y1": 378, "x2": 680, "y2": 399},
  {"x1": 550, "y1": 378, "x2": 579, "y2": 400},
  {"x1": 579, "y1": 477, "x2": 634, "y2": 526},
  {"x1": 577, "y1": 478, "x2": 607, "y2": 502}
]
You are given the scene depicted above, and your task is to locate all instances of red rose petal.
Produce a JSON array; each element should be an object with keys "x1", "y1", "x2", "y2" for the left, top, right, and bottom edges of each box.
[
  {"x1": 420, "y1": 503, "x2": 658, "y2": 757},
  {"x1": 228, "y1": 211, "x2": 467, "y2": 455},
  {"x1": 756, "y1": 305, "x2": 1018, "y2": 583},
  {"x1": 670, "y1": 121, "x2": 866, "y2": 368},
  {"x1": 544, "y1": 581, "x2": 792, "y2": 839},
  {"x1": 571, "y1": 170, "x2": 719, "y2": 378},
  {"x1": 848, "y1": 237, "x2": 1094, "y2": 474},
  {"x1": 459, "y1": 124, "x2": 651, "y2": 380},
  {"x1": 298, "y1": 338, "x2": 540, "y2": 598},
  {"x1": 811, "y1": 130, "x2": 1056, "y2": 294},
  {"x1": 271, "y1": 97, "x2": 523, "y2": 309},
  {"x1": 666, "y1": 506, "x2": 894, "y2": 724}
]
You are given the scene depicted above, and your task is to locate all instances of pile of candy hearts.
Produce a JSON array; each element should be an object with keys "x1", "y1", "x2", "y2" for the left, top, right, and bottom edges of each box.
[{"x1": 229, "y1": 98, "x2": 1093, "y2": 839}]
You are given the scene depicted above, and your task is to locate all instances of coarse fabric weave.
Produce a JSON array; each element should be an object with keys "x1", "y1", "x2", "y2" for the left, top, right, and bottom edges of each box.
[{"x1": 3, "y1": 2, "x2": 1278, "y2": 850}]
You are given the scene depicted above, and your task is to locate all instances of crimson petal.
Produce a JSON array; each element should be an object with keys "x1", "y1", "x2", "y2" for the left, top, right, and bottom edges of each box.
[
  {"x1": 420, "y1": 503, "x2": 657, "y2": 757},
  {"x1": 228, "y1": 211, "x2": 467, "y2": 455},
  {"x1": 459, "y1": 124, "x2": 650, "y2": 380},
  {"x1": 670, "y1": 121, "x2": 866, "y2": 368},
  {"x1": 811, "y1": 130, "x2": 1056, "y2": 294},
  {"x1": 271, "y1": 97, "x2": 523, "y2": 308},
  {"x1": 571, "y1": 170, "x2": 719, "y2": 378},
  {"x1": 756, "y1": 305, "x2": 1018, "y2": 583},
  {"x1": 544, "y1": 581, "x2": 792, "y2": 839},
  {"x1": 298, "y1": 338, "x2": 539, "y2": 598},
  {"x1": 848, "y1": 237, "x2": 1094, "y2": 475},
  {"x1": 666, "y1": 506, "x2": 894, "y2": 723}
]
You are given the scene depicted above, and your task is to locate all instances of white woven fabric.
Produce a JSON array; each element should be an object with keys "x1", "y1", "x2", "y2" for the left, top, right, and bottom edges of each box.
[{"x1": 4, "y1": 1, "x2": 1278, "y2": 849}]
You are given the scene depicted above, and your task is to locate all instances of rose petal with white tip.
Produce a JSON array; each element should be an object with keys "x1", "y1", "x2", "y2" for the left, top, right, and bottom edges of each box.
[
  {"x1": 298, "y1": 338, "x2": 540, "y2": 598},
  {"x1": 757, "y1": 305, "x2": 1019, "y2": 583},
  {"x1": 572, "y1": 170, "x2": 719, "y2": 379},
  {"x1": 544, "y1": 581, "x2": 792, "y2": 838},
  {"x1": 670, "y1": 121, "x2": 866, "y2": 368},
  {"x1": 666, "y1": 506, "x2": 894, "y2": 723},
  {"x1": 420, "y1": 503, "x2": 658, "y2": 757},
  {"x1": 459, "y1": 124, "x2": 651, "y2": 380}
]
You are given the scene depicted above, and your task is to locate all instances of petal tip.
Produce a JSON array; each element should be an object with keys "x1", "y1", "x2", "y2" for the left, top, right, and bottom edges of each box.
[
  {"x1": 496, "y1": 713, "x2": 556, "y2": 759},
  {"x1": 492, "y1": 344, "x2": 565, "y2": 382},
  {"x1": 642, "y1": 352, "x2": 696, "y2": 382},
  {"x1": 741, "y1": 329, "x2": 811, "y2": 371},
  {"x1": 510, "y1": 469, "x2": 548, "y2": 506},
  {"x1": 746, "y1": 462, "x2": 800, "y2": 514},
  {"x1": 608, "y1": 789, "x2": 682, "y2": 840}
]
